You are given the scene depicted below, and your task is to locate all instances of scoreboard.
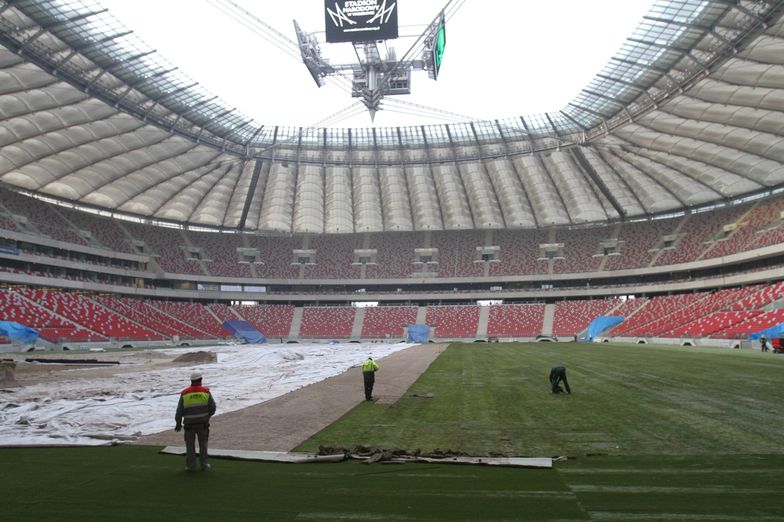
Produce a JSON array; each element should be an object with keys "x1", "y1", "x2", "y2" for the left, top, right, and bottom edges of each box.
[{"x1": 324, "y1": 0, "x2": 399, "y2": 43}]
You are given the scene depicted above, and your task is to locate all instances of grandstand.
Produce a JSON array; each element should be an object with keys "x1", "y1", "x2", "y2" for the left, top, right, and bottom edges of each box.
[{"x1": 0, "y1": 0, "x2": 783, "y2": 349}]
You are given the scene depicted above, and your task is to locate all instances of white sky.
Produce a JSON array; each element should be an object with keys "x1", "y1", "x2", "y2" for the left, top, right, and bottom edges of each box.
[{"x1": 98, "y1": 0, "x2": 654, "y2": 128}]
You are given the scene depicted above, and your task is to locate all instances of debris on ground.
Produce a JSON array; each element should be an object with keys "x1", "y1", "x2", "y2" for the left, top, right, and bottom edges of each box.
[
  {"x1": 317, "y1": 445, "x2": 551, "y2": 468},
  {"x1": 25, "y1": 358, "x2": 120, "y2": 365}
]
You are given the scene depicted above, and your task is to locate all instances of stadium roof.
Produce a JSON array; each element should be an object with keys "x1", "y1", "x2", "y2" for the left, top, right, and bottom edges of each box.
[{"x1": 0, "y1": 0, "x2": 783, "y2": 231}]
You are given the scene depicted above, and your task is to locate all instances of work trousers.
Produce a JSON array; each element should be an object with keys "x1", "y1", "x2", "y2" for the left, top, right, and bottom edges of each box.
[
  {"x1": 550, "y1": 368, "x2": 571, "y2": 394},
  {"x1": 184, "y1": 424, "x2": 210, "y2": 470},
  {"x1": 363, "y1": 371, "x2": 375, "y2": 400}
]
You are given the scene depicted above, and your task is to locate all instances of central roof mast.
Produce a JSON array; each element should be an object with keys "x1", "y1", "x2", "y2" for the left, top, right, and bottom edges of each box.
[{"x1": 294, "y1": 1, "x2": 449, "y2": 121}]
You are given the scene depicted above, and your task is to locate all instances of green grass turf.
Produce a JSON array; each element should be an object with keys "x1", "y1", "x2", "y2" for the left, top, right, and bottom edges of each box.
[
  {"x1": 3, "y1": 342, "x2": 784, "y2": 521},
  {"x1": 2, "y1": 446, "x2": 581, "y2": 521},
  {"x1": 297, "y1": 342, "x2": 784, "y2": 457},
  {"x1": 2, "y1": 448, "x2": 783, "y2": 520}
]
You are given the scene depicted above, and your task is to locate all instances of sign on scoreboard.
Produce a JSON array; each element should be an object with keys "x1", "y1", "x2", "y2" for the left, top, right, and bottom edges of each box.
[{"x1": 324, "y1": 0, "x2": 399, "y2": 43}]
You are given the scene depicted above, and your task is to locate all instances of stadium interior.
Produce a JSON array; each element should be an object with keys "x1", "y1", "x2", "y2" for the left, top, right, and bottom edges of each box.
[{"x1": 0, "y1": 0, "x2": 783, "y2": 349}]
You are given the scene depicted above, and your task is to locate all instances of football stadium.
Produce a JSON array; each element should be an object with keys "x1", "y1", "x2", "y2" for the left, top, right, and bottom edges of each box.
[{"x1": 0, "y1": 0, "x2": 783, "y2": 520}]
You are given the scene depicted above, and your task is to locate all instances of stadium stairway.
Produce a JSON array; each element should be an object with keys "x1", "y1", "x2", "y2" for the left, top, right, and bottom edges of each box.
[
  {"x1": 605, "y1": 300, "x2": 626, "y2": 316},
  {"x1": 596, "y1": 223, "x2": 621, "y2": 272},
  {"x1": 699, "y1": 202, "x2": 761, "y2": 261},
  {"x1": 765, "y1": 293, "x2": 784, "y2": 312},
  {"x1": 289, "y1": 307, "x2": 303, "y2": 339},
  {"x1": 351, "y1": 307, "x2": 365, "y2": 339},
  {"x1": 87, "y1": 296, "x2": 169, "y2": 339},
  {"x1": 542, "y1": 304, "x2": 555, "y2": 336},
  {"x1": 204, "y1": 305, "x2": 224, "y2": 327},
  {"x1": 415, "y1": 306, "x2": 427, "y2": 325},
  {"x1": 647, "y1": 214, "x2": 688, "y2": 267},
  {"x1": 146, "y1": 301, "x2": 218, "y2": 339},
  {"x1": 477, "y1": 305, "x2": 490, "y2": 338}
]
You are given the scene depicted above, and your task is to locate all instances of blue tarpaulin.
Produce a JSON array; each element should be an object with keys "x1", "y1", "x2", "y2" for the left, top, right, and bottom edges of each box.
[
  {"x1": 749, "y1": 322, "x2": 784, "y2": 340},
  {"x1": 584, "y1": 316, "x2": 624, "y2": 342},
  {"x1": 407, "y1": 324, "x2": 430, "y2": 343},
  {"x1": 0, "y1": 321, "x2": 39, "y2": 344},
  {"x1": 222, "y1": 320, "x2": 267, "y2": 344}
]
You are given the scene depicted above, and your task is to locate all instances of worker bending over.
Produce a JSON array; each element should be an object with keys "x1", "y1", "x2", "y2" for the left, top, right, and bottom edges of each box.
[{"x1": 550, "y1": 365, "x2": 571, "y2": 394}]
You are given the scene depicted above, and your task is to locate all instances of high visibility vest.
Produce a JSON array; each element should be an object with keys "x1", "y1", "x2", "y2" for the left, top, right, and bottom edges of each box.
[
  {"x1": 181, "y1": 385, "x2": 212, "y2": 425},
  {"x1": 362, "y1": 359, "x2": 378, "y2": 372}
]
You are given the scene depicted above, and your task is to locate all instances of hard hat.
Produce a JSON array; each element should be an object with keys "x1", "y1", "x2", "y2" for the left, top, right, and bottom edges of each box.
[{"x1": 190, "y1": 371, "x2": 202, "y2": 381}]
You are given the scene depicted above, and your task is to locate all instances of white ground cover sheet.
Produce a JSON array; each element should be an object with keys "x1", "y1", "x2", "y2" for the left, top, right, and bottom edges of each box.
[{"x1": 0, "y1": 342, "x2": 414, "y2": 446}]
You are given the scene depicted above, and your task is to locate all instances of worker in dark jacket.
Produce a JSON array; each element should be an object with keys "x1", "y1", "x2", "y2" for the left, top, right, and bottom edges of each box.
[
  {"x1": 550, "y1": 365, "x2": 571, "y2": 394},
  {"x1": 362, "y1": 356, "x2": 379, "y2": 401},
  {"x1": 175, "y1": 371, "x2": 217, "y2": 471}
]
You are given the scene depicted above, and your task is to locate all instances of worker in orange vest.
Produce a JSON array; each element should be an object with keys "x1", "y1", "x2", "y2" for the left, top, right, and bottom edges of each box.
[{"x1": 175, "y1": 371, "x2": 217, "y2": 471}]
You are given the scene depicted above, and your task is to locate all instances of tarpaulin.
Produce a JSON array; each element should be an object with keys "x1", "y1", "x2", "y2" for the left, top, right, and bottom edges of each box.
[
  {"x1": 407, "y1": 324, "x2": 430, "y2": 343},
  {"x1": 0, "y1": 321, "x2": 39, "y2": 344},
  {"x1": 222, "y1": 320, "x2": 266, "y2": 344},
  {"x1": 749, "y1": 322, "x2": 784, "y2": 340},
  {"x1": 584, "y1": 316, "x2": 623, "y2": 342}
]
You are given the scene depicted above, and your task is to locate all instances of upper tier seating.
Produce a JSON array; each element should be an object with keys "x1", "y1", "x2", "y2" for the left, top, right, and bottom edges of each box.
[
  {"x1": 552, "y1": 228, "x2": 605, "y2": 274},
  {"x1": 433, "y1": 230, "x2": 484, "y2": 277},
  {"x1": 604, "y1": 220, "x2": 669, "y2": 270},
  {"x1": 653, "y1": 208, "x2": 744, "y2": 266},
  {"x1": 486, "y1": 304, "x2": 545, "y2": 337},
  {"x1": 124, "y1": 222, "x2": 204, "y2": 275},
  {"x1": 190, "y1": 232, "x2": 253, "y2": 278},
  {"x1": 426, "y1": 305, "x2": 480, "y2": 338},
  {"x1": 246, "y1": 235, "x2": 301, "y2": 279},
  {"x1": 489, "y1": 229, "x2": 549, "y2": 276},
  {"x1": 299, "y1": 306, "x2": 356, "y2": 338},
  {"x1": 365, "y1": 232, "x2": 423, "y2": 278},
  {"x1": 303, "y1": 235, "x2": 362, "y2": 279},
  {"x1": 361, "y1": 306, "x2": 418, "y2": 338},
  {"x1": 0, "y1": 211, "x2": 18, "y2": 231},
  {"x1": 0, "y1": 189, "x2": 86, "y2": 245},
  {"x1": 0, "y1": 186, "x2": 782, "y2": 279},
  {"x1": 705, "y1": 197, "x2": 784, "y2": 260},
  {"x1": 57, "y1": 206, "x2": 135, "y2": 253}
]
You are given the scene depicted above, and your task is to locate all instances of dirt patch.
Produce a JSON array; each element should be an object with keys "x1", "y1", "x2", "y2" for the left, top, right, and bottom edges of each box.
[
  {"x1": 172, "y1": 351, "x2": 217, "y2": 364},
  {"x1": 2, "y1": 350, "x2": 191, "y2": 387}
]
